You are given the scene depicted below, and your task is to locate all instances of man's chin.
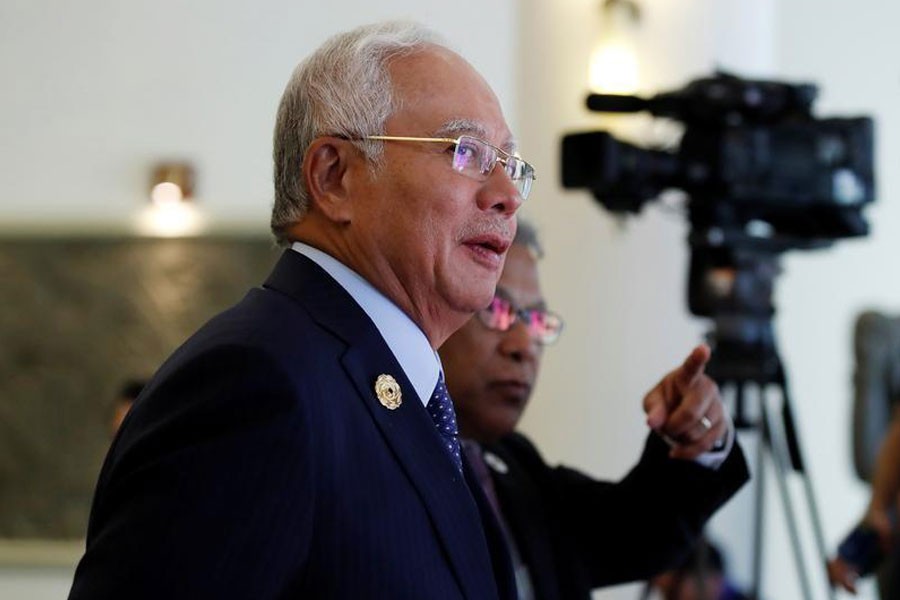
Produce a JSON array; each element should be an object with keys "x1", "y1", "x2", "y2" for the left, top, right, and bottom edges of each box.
[
  {"x1": 485, "y1": 411, "x2": 524, "y2": 442},
  {"x1": 448, "y1": 268, "x2": 502, "y2": 311}
]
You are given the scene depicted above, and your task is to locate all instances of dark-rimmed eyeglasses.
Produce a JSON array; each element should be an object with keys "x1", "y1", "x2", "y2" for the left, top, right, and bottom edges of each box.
[
  {"x1": 363, "y1": 135, "x2": 535, "y2": 200},
  {"x1": 476, "y1": 295, "x2": 563, "y2": 345}
]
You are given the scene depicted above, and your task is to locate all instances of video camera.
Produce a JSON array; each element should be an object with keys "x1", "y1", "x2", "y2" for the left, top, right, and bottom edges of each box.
[{"x1": 561, "y1": 72, "x2": 875, "y2": 381}]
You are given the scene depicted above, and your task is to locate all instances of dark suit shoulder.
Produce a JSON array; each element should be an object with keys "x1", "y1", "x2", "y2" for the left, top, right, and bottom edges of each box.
[{"x1": 494, "y1": 431, "x2": 542, "y2": 463}]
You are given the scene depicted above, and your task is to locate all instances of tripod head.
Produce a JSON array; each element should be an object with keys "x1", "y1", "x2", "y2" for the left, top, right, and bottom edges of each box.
[
  {"x1": 688, "y1": 240, "x2": 785, "y2": 386},
  {"x1": 705, "y1": 315, "x2": 781, "y2": 386}
]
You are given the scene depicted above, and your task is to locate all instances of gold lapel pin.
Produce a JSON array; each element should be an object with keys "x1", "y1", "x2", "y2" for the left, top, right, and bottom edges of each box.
[{"x1": 374, "y1": 374, "x2": 402, "y2": 410}]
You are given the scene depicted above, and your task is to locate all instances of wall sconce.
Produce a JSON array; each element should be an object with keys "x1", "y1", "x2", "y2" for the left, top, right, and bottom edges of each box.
[
  {"x1": 150, "y1": 162, "x2": 195, "y2": 207},
  {"x1": 136, "y1": 161, "x2": 206, "y2": 237},
  {"x1": 588, "y1": 0, "x2": 641, "y2": 94}
]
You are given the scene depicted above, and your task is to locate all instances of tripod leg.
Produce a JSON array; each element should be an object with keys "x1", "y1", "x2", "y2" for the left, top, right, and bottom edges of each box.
[
  {"x1": 762, "y1": 391, "x2": 828, "y2": 600},
  {"x1": 751, "y1": 407, "x2": 765, "y2": 600},
  {"x1": 780, "y1": 386, "x2": 834, "y2": 597}
]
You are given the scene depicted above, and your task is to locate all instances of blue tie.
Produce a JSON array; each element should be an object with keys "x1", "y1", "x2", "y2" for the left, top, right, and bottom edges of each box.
[{"x1": 427, "y1": 375, "x2": 462, "y2": 473}]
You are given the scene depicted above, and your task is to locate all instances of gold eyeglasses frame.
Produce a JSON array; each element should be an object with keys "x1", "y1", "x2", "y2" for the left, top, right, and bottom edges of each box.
[{"x1": 359, "y1": 134, "x2": 536, "y2": 199}]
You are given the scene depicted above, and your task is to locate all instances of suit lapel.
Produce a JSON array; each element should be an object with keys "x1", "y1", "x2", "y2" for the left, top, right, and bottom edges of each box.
[
  {"x1": 341, "y1": 346, "x2": 505, "y2": 599},
  {"x1": 264, "y1": 250, "x2": 503, "y2": 599}
]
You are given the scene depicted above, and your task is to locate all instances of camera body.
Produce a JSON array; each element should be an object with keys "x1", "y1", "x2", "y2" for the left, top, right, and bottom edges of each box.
[{"x1": 561, "y1": 72, "x2": 875, "y2": 381}]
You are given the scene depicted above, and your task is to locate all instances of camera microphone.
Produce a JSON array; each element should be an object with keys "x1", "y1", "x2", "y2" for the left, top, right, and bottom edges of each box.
[{"x1": 585, "y1": 94, "x2": 649, "y2": 113}]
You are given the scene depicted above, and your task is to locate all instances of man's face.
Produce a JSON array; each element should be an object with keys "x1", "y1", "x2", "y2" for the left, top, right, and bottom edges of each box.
[
  {"x1": 440, "y1": 243, "x2": 543, "y2": 443},
  {"x1": 347, "y1": 46, "x2": 522, "y2": 344}
]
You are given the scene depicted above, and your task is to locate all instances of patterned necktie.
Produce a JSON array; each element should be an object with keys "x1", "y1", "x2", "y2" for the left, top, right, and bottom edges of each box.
[{"x1": 427, "y1": 375, "x2": 462, "y2": 473}]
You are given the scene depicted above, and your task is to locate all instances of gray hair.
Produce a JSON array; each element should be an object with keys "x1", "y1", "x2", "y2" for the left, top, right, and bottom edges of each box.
[
  {"x1": 514, "y1": 217, "x2": 544, "y2": 259},
  {"x1": 271, "y1": 21, "x2": 445, "y2": 244}
]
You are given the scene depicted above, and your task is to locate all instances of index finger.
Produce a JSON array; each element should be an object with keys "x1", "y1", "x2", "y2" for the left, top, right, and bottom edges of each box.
[{"x1": 675, "y1": 344, "x2": 711, "y2": 390}]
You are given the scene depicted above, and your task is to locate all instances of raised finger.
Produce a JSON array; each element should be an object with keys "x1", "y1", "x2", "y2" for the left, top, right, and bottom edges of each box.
[{"x1": 674, "y1": 344, "x2": 711, "y2": 391}]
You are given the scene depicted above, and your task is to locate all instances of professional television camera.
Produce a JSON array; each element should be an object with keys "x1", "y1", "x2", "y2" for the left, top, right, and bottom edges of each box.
[{"x1": 562, "y1": 71, "x2": 875, "y2": 382}]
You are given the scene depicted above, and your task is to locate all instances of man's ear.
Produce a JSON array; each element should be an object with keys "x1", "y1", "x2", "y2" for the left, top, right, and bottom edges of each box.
[{"x1": 302, "y1": 137, "x2": 358, "y2": 223}]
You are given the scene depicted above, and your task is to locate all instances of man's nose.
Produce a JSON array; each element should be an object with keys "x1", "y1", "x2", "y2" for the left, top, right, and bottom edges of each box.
[
  {"x1": 499, "y1": 320, "x2": 541, "y2": 363},
  {"x1": 477, "y1": 168, "x2": 523, "y2": 215}
]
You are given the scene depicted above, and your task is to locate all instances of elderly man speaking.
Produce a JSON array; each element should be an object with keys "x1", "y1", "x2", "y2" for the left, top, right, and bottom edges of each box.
[{"x1": 70, "y1": 21, "x2": 528, "y2": 600}]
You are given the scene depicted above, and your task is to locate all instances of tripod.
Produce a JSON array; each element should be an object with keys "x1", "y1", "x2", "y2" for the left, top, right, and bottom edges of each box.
[{"x1": 706, "y1": 315, "x2": 834, "y2": 600}]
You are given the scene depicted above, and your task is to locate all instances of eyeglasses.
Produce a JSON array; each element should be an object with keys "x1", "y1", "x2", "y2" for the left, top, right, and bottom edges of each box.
[
  {"x1": 477, "y1": 295, "x2": 563, "y2": 345},
  {"x1": 364, "y1": 135, "x2": 535, "y2": 200}
]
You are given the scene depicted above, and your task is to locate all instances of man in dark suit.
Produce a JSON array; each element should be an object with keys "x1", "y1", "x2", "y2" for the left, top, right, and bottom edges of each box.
[
  {"x1": 69, "y1": 21, "x2": 531, "y2": 599},
  {"x1": 439, "y1": 220, "x2": 750, "y2": 599}
]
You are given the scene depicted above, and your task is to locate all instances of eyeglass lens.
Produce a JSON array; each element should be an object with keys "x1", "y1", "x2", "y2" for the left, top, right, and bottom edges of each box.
[
  {"x1": 480, "y1": 296, "x2": 561, "y2": 344},
  {"x1": 451, "y1": 136, "x2": 533, "y2": 199}
]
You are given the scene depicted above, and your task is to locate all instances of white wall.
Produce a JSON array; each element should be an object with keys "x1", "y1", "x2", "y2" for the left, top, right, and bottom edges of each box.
[
  {"x1": 774, "y1": 2, "x2": 900, "y2": 599},
  {"x1": 0, "y1": 0, "x2": 516, "y2": 233},
  {"x1": 0, "y1": 567, "x2": 73, "y2": 599}
]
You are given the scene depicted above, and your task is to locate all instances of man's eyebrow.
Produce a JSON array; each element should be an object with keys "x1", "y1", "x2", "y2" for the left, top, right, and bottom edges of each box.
[{"x1": 435, "y1": 118, "x2": 517, "y2": 154}]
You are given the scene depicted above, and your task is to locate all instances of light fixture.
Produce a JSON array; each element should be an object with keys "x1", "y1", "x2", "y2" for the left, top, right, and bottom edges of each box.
[
  {"x1": 150, "y1": 162, "x2": 195, "y2": 207},
  {"x1": 588, "y1": 0, "x2": 641, "y2": 95},
  {"x1": 136, "y1": 161, "x2": 206, "y2": 237}
]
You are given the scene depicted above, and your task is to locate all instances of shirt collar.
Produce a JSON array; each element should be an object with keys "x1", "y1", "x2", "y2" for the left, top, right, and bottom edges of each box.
[{"x1": 291, "y1": 241, "x2": 440, "y2": 407}]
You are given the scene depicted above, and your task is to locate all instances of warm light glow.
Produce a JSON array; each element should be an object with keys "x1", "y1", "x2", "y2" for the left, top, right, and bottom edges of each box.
[
  {"x1": 588, "y1": 0, "x2": 641, "y2": 94},
  {"x1": 135, "y1": 202, "x2": 207, "y2": 237},
  {"x1": 150, "y1": 181, "x2": 184, "y2": 206},
  {"x1": 141, "y1": 161, "x2": 201, "y2": 236},
  {"x1": 588, "y1": 39, "x2": 639, "y2": 94}
]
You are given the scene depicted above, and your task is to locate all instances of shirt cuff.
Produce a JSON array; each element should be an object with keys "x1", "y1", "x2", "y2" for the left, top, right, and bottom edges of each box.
[{"x1": 692, "y1": 416, "x2": 735, "y2": 470}]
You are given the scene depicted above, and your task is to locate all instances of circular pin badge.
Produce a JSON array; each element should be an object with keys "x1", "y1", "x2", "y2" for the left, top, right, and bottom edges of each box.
[{"x1": 375, "y1": 374, "x2": 402, "y2": 410}]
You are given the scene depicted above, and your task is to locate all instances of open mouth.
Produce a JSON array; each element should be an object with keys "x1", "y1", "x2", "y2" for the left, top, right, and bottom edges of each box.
[{"x1": 464, "y1": 234, "x2": 510, "y2": 257}]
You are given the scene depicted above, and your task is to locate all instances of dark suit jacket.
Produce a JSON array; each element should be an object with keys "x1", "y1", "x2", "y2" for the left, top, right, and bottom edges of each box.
[
  {"x1": 69, "y1": 250, "x2": 515, "y2": 600},
  {"x1": 483, "y1": 431, "x2": 749, "y2": 600}
]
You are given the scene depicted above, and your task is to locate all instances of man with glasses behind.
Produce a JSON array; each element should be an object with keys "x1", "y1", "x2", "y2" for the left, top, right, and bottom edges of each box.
[
  {"x1": 71, "y1": 21, "x2": 533, "y2": 600},
  {"x1": 439, "y1": 220, "x2": 750, "y2": 600}
]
